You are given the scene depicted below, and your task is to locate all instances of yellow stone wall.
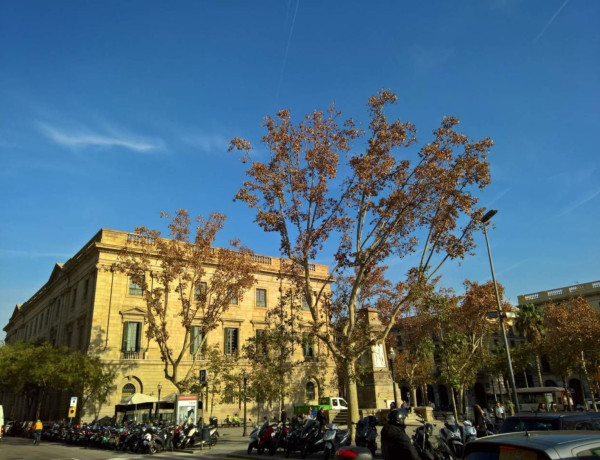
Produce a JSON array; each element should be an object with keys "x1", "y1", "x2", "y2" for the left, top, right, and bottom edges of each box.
[{"x1": 3, "y1": 228, "x2": 338, "y2": 423}]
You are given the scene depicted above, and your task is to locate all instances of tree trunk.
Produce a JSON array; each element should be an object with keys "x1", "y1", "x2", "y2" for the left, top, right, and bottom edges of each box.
[
  {"x1": 562, "y1": 376, "x2": 573, "y2": 411},
  {"x1": 411, "y1": 388, "x2": 418, "y2": 410},
  {"x1": 450, "y1": 386, "x2": 459, "y2": 422},
  {"x1": 535, "y1": 354, "x2": 543, "y2": 387},
  {"x1": 346, "y1": 358, "x2": 360, "y2": 442},
  {"x1": 580, "y1": 352, "x2": 594, "y2": 411}
]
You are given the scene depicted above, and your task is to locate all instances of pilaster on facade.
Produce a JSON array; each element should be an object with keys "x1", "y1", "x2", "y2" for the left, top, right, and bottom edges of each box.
[{"x1": 2, "y1": 228, "x2": 338, "y2": 422}]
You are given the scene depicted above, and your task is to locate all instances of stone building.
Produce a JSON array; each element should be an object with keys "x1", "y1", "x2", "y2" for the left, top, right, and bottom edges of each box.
[
  {"x1": 516, "y1": 279, "x2": 600, "y2": 406},
  {"x1": 2, "y1": 228, "x2": 338, "y2": 423}
]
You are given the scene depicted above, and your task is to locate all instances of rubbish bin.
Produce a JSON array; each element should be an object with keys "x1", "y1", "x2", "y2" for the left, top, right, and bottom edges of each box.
[
  {"x1": 209, "y1": 416, "x2": 218, "y2": 427},
  {"x1": 201, "y1": 427, "x2": 211, "y2": 442}
]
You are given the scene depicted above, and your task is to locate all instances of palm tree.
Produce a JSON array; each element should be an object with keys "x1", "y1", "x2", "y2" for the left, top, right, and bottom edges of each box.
[{"x1": 515, "y1": 303, "x2": 545, "y2": 386}]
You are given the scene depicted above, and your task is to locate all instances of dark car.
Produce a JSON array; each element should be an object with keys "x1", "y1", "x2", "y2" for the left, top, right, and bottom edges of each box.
[
  {"x1": 500, "y1": 412, "x2": 600, "y2": 433},
  {"x1": 463, "y1": 431, "x2": 600, "y2": 460}
]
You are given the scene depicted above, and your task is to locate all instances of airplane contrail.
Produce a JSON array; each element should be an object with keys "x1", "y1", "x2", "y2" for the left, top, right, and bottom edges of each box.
[{"x1": 534, "y1": 0, "x2": 569, "y2": 43}]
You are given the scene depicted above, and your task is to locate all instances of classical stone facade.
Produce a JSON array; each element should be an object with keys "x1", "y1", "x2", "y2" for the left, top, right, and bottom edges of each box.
[
  {"x1": 516, "y1": 279, "x2": 600, "y2": 405},
  {"x1": 2, "y1": 229, "x2": 338, "y2": 423}
]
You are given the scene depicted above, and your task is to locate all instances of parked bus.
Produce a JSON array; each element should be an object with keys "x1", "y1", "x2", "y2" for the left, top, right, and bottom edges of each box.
[{"x1": 516, "y1": 387, "x2": 573, "y2": 412}]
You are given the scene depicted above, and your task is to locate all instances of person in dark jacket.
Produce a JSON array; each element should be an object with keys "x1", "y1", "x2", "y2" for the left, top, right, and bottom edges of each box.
[{"x1": 381, "y1": 408, "x2": 419, "y2": 460}]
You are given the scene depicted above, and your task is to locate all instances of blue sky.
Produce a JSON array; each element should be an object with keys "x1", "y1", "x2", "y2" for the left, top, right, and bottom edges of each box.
[{"x1": 1, "y1": 1, "x2": 598, "y2": 340}]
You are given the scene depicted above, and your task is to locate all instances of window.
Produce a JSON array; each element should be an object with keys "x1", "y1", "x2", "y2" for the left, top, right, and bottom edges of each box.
[
  {"x1": 122, "y1": 321, "x2": 142, "y2": 352},
  {"x1": 129, "y1": 276, "x2": 144, "y2": 296},
  {"x1": 302, "y1": 332, "x2": 314, "y2": 357},
  {"x1": 83, "y1": 278, "x2": 89, "y2": 298},
  {"x1": 71, "y1": 288, "x2": 77, "y2": 308},
  {"x1": 122, "y1": 383, "x2": 136, "y2": 399},
  {"x1": 256, "y1": 288, "x2": 267, "y2": 307},
  {"x1": 256, "y1": 329, "x2": 267, "y2": 354},
  {"x1": 229, "y1": 290, "x2": 238, "y2": 305},
  {"x1": 195, "y1": 282, "x2": 207, "y2": 302},
  {"x1": 224, "y1": 384, "x2": 234, "y2": 404},
  {"x1": 224, "y1": 327, "x2": 239, "y2": 355},
  {"x1": 306, "y1": 381, "x2": 316, "y2": 400},
  {"x1": 302, "y1": 294, "x2": 310, "y2": 311},
  {"x1": 190, "y1": 326, "x2": 203, "y2": 354},
  {"x1": 78, "y1": 323, "x2": 86, "y2": 349}
]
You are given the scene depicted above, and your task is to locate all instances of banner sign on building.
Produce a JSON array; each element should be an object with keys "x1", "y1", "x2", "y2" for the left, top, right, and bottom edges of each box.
[{"x1": 175, "y1": 394, "x2": 199, "y2": 426}]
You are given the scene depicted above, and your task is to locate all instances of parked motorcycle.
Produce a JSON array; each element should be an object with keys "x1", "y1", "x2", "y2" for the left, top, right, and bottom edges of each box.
[
  {"x1": 322, "y1": 423, "x2": 350, "y2": 460},
  {"x1": 285, "y1": 418, "x2": 306, "y2": 458},
  {"x1": 355, "y1": 415, "x2": 378, "y2": 455},
  {"x1": 412, "y1": 416, "x2": 438, "y2": 460},
  {"x1": 248, "y1": 423, "x2": 261, "y2": 454},
  {"x1": 437, "y1": 416, "x2": 464, "y2": 460},
  {"x1": 461, "y1": 420, "x2": 477, "y2": 444},
  {"x1": 299, "y1": 418, "x2": 325, "y2": 459}
]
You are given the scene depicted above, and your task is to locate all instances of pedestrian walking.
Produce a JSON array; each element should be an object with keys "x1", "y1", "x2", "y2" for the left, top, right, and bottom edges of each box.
[
  {"x1": 494, "y1": 401, "x2": 505, "y2": 427},
  {"x1": 33, "y1": 419, "x2": 42, "y2": 445}
]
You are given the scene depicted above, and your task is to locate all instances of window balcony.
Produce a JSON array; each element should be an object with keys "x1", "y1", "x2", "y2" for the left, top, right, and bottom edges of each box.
[{"x1": 122, "y1": 351, "x2": 144, "y2": 360}]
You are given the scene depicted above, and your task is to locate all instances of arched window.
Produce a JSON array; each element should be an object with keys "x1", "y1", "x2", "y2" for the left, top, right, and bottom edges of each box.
[
  {"x1": 306, "y1": 381, "x2": 315, "y2": 401},
  {"x1": 122, "y1": 383, "x2": 136, "y2": 399}
]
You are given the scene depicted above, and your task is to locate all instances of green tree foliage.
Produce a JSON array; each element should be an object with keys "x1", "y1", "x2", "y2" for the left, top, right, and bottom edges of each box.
[
  {"x1": 433, "y1": 281, "x2": 510, "y2": 419},
  {"x1": 515, "y1": 303, "x2": 545, "y2": 386},
  {"x1": 0, "y1": 341, "x2": 116, "y2": 420},
  {"x1": 242, "y1": 284, "x2": 306, "y2": 415},
  {"x1": 115, "y1": 209, "x2": 257, "y2": 391},
  {"x1": 391, "y1": 314, "x2": 436, "y2": 407},
  {"x1": 229, "y1": 90, "x2": 493, "y2": 434},
  {"x1": 543, "y1": 296, "x2": 600, "y2": 411}
]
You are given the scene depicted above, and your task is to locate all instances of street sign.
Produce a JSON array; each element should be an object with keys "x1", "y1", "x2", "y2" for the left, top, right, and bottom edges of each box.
[
  {"x1": 68, "y1": 406, "x2": 77, "y2": 418},
  {"x1": 70, "y1": 396, "x2": 78, "y2": 407}
]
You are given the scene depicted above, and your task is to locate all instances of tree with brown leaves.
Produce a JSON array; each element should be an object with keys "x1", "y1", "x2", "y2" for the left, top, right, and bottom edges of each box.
[
  {"x1": 543, "y1": 296, "x2": 600, "y2": 411},
  {"x1": 115, "y1": 209, "x2": 257, "y2": 392},
  {"x1": 229, "y1": 90, "x2": 493, "y2": 435}
]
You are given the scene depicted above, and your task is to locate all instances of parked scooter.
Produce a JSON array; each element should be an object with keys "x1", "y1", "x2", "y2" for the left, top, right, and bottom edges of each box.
[
  {"x1": 322, "y1": 423, "x2": 350, "y2": 460},
  {"x1": 437, "y1": 416, "x2": 464, "y2": 460},
  {"x1": 284, "y1": 417, "x2": 306, "y2": 457},
  {"x1": 355, "y1": 415, "x2": 378, "y2": 456},
  {"x1": 299, "y1": 419, "x2": 325, "y2": 459},
  {"x1": 412, "y1": 416, "x2": 438, "y2": 460},
  {"x1": 461, "y1": 420, "x2": 477, "y2": 444},
  {"x1": 247, "y1": 423, "x2": 261, "y2": 454}
]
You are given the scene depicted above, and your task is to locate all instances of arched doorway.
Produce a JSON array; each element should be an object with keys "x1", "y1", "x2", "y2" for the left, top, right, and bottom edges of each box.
[
  {"x1": 121, "y1": 383, "x2": 136, "y2": 400},
  {"x1": 401, "y1": 386, "x2": 410, "y2": 404},
  {"x1": 438, "y1": 385, "x2": 449, "y2": 410},
  {"x1": 569, "y1": 378, "x2": 584, "y2": 406},
  {"x1": 427, "y1": 385, "x2": 435, "y2": 406},
  {"x1": 474, "y1": 382, "x2": 487, "y2": 408}
]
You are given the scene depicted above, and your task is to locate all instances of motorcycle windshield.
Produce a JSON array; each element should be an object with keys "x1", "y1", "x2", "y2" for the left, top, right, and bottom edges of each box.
[{"x1": 301, "y1": 420, "x2": 318, "y2": 437}]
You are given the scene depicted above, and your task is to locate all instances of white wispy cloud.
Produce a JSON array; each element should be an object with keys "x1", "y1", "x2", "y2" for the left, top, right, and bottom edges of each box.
[
  {"x1": 181, "y1": 132, "x2": 230, "y2": 153},
  {"x1": 486, "y1": 187, "x2": 512, "y2": 208},
  {"x1": 559, "y1": 188, "x2": 600, "y2": 216},
  {"x1": 38, "y1": 123, "x2": 163, "y2": 153},
  {"x1": 534, "y1": 0, "x2": 569, "y2": 43}
]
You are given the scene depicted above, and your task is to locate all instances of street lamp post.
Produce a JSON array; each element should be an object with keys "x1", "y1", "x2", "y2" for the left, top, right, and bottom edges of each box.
[
  {"x1": 388, "y1": 347, "x2": 398, "y2": 408},
  {"x1": 242, "y1": 369, "x2": 248, "y2": 436},
  {"x1": 156, "y1": 383, "x2": 162, "y2": 419},
  {"x1": 481, "y1": 209, "x2": 520, "y2": 413}
]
